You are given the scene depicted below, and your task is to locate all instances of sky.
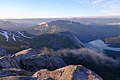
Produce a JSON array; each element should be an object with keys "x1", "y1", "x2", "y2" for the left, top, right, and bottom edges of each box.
[{"x1": 0, "y1": 0, "x2": 120, "y2": 19}]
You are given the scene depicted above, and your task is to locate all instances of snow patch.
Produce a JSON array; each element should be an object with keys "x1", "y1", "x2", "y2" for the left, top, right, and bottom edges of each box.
[
  {"x1": 12, "y1": 34, "x2": 20, "y2": 41},
  {"x1": 18, "y1": 31, "x2": 32, "y2": 39},
  {"x1": 0, "y1": 31, "x2": 9, "y2": 41},
  {"x1": 12, "y1": 34, "x2": 16, "y2": 41}
]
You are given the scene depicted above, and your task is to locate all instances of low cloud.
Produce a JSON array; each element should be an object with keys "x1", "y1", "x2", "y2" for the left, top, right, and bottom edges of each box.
[{"x1": 41, "y1": 48, "x2": 120, "y2": 67}]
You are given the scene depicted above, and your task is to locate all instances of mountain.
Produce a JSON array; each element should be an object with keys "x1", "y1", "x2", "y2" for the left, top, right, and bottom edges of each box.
[
  {"x1": 1, "y1": 19, "x2": 120, "y2": 43},
  {"x1": 0, "y1": 28, "x2": 85, "y2": 53},
  {"x1": 30, "y1": 31, "x2": 85, "y2": 50},
  {"x1": 0, "y1": 20, "x2": 20, "y2": 31},
  {"x1": 0, "y1": 28, "x2": 33, "y2": 53},
  {"x1": 35, "y1": 20, "x2": 85, "y2": 35},
  {"x1": 35, "y1": 21, "x2": 61, "y2": 35},
  {"x1": 34, "y1": 20, "x2": 120, "y2": 42},
  {"x1": 105, "y1": 35, "x2": 120, "y2": 43}
]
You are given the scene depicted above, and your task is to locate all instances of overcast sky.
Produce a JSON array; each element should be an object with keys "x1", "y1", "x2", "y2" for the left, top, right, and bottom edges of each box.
[{"x1": 0, "y1": 0, "x2": 120, "y2": 18}]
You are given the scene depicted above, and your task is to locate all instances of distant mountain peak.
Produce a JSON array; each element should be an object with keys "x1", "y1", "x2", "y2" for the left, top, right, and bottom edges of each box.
[
  {"x1": 37, "y1": 22, "x2": 48, "y2": 26},
  {"x1": 34, "y1": 20, "x2": 85, "y2": 35}
]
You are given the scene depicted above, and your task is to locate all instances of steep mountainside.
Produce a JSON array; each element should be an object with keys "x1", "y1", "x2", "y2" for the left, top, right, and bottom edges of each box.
[
  {"x1": 35, "y1": 20, "x2": 120, "y2": 42},
  {"x1": 0, "y1": 28, "x2": 85, "y2": 53},
  {"x1": 30, "y1": 31, "x2": 85, "y2": 50}
]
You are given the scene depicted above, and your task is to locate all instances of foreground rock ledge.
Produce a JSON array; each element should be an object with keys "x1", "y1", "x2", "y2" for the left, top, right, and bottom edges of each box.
[
  {"x1": 33, "y1": 65, "x2": 103, "y2": 80},
  {"x1": 0, "y1": 76, "x2": 37, "y2": 80},
  {"x1": 0, "y1": 68, "x2": 32, "y2": 78}
]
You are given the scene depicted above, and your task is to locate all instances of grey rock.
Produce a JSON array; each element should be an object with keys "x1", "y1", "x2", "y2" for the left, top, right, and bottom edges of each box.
[
  {"x1": 0, "y1": 68, "x2": 32, "y2": 78},
  {"x1": 0, "y1": 56, "x2": 20, "y2": 69},
  {"x1": 15, "y1": 48, "x2": 38, "y2": 60},
  {"x1": 0, "y1": 76, "x2": 38, "y2": 80},
  {"x1": 20, "y1": 54, "x2": 66, "y2": 72}
]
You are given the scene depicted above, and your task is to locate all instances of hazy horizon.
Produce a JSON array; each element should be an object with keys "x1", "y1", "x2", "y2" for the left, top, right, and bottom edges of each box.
[{"x1": 0, "y1": 0, "x2": 120, "y2": 19}]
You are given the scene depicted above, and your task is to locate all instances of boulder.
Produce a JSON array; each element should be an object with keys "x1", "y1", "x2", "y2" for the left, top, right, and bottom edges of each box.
[
  {"x1": 0, "y1": 76, "x2": 37, "y2": 80},
  {"x1": 33, "y1": 65, "x2": 103, "y2": 80},
  {"x1": 0, "y1": 68, "x2": 32, "y2": 78},
  {"x1": 20, "y1": 54, "x2": 66, "y2": 72}
]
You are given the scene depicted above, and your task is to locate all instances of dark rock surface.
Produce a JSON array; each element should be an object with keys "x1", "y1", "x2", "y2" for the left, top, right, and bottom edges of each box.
[
  {"x1": 0, "y1": 76, "x2": 38, "y2": 80},
  {"x1": 0, "y1": 48, "x2": 103, "y2": 80},
  {"x1": 20, "y1": 54, "x2": 66, "y2": 72},
  {"x1": 0, "y1": 56, "x2": 20, "y2": 69},
  {"x1": 0, "y1": 68, "x2": 32, "y2": 78}
]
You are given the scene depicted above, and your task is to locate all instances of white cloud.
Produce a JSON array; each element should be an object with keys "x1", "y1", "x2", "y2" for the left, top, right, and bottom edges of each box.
[
  {"x1": 74, "y1": 0, "x2": 120, "y2": 15},
  {"x1": 91, "y1": 0, "x2": 102, "y2": 5}
]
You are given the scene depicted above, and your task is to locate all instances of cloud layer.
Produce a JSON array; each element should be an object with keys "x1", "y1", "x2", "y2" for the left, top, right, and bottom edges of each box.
[
  {"x1": 74, "y1": 0, "x2": 120, "y2": 15},
  {"x1": 41, "y1": 48, "x2": 120, "y2": 67}
]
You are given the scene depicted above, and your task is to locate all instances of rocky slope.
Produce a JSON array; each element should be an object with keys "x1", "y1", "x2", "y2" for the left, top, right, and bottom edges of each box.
[
  {"x1": 0, "y1": 68, "x2": 32, "y2": 78},
  {"x1": 0, "y1": 76, "x2": 37, "y2": 80},
  {"x1": 0, "y1": 48, "x2": 102, "y2": 80},
  {"x1": 33, "y1": 65, "x2": 102, "y2": 80}
]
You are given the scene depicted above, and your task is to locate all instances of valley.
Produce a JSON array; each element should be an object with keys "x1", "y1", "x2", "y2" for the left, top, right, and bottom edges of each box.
[{"x1": 0, "y1": 19, "x2": 120, "y2": 80}]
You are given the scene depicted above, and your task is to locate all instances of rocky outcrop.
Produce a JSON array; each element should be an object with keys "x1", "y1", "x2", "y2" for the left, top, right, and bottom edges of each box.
[
  {"x1": 0, "y1": 76, "x2": 38, "y2": 80},
  {"x1": 0, "y1": 68, "x2": 32, "y2": 78},
  {"x1": 20, "y1": 54, "x2": 66, "y2": 72},
  {"x1": 33, "y1": 65, "x2": 103, "y2": 80},
  {"x1": 15, "y1": 48, "x2": 37, "y2": 60},
  {"x1": 0, "y1": 56, "x2": 20, "y2": 69},
  {"x1": 0, "y1": 48, "x2": 103, "y2": 80},
  {"x1": 35, "y1": 21, "x2": 60, "y2": 35},
  {"x1": 0, "y1": 48, "x2": 66, "y2": 72}
]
